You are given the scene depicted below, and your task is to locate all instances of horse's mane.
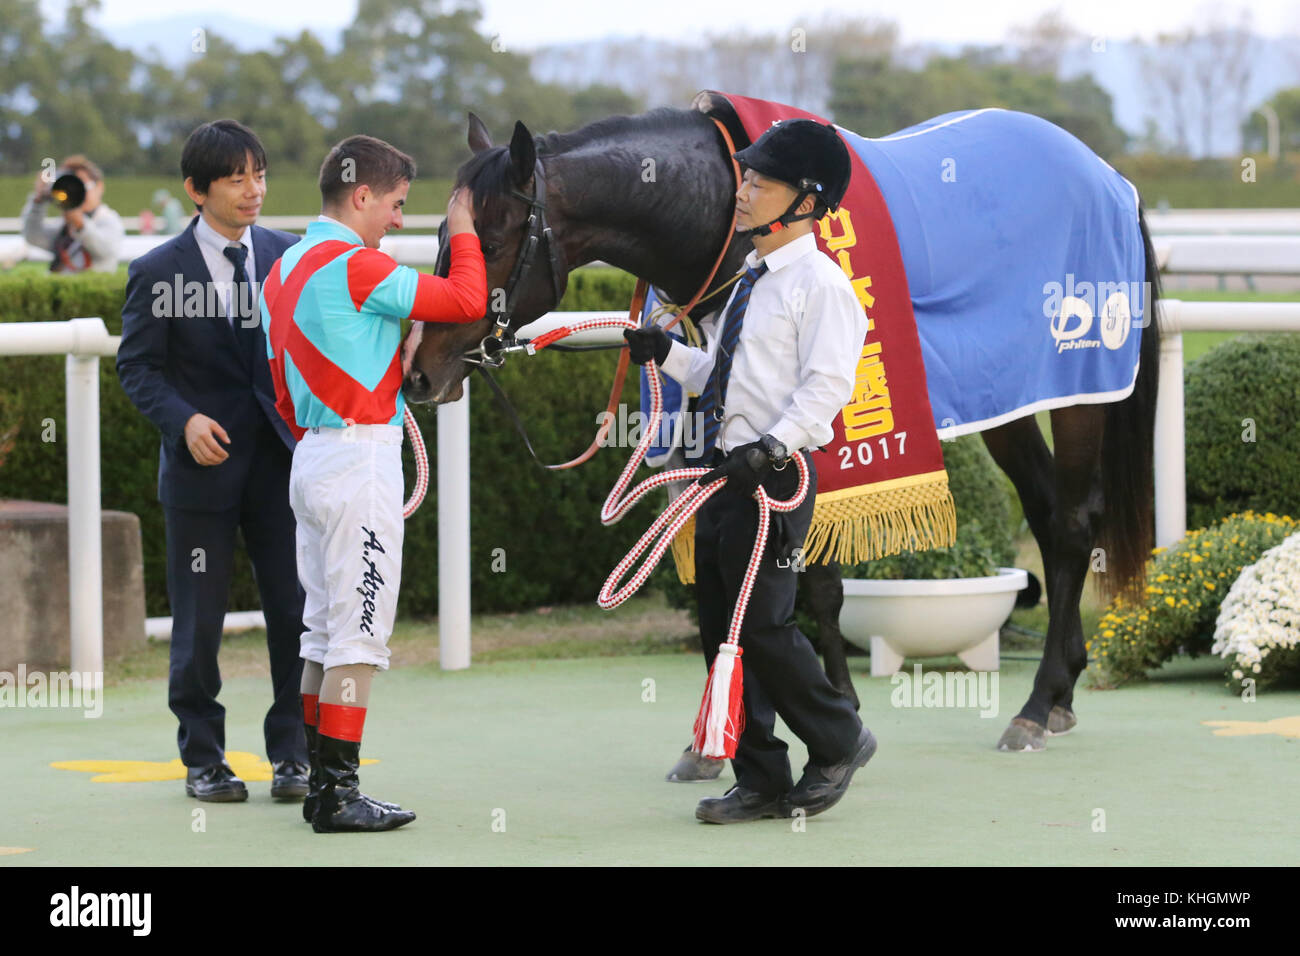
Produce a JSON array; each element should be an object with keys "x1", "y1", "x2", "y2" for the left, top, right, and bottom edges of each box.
[
  {"x1": 535, "y1": 107, "x2": 692, "y2": 154},
  {"x1": 454, "y1": 107, "x2": 697, "y2": 205}
]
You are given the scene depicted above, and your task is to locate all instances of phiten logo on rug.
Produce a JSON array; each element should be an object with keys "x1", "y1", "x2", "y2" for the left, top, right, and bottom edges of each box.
[
  {"x1": 1045, "y1": 278, "x2": 1137, "y2": 355},
  {"x1": 50, "y1": 886, "x2": 150, "y2": 936}
]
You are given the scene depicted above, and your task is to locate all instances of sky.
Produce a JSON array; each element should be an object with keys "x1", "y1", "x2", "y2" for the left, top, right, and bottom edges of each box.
[{"x1": 68, "y1": 0, "x2": 1300, "y2": 49}]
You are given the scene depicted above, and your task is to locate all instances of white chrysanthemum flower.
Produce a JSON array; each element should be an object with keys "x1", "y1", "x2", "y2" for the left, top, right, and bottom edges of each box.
[{"x1": 1213, "y1": 532, "x2": 1300, "y2": 684}]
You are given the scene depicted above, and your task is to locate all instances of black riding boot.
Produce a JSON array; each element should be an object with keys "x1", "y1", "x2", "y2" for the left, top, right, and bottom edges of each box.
[
  {"x1": 311, "y1": 733, "x2": 415, "y2": 834},
  {"x1": 304, "y1": 722, "x2": 399, "y2": 821},
  {"x1": 302, "y1": 722, "x2": 322, "y2": 823}
]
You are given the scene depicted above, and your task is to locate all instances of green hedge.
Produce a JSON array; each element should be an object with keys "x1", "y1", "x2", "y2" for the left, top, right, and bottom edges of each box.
[
  {"x1": 0, "y1": 266, "x2": 651, "y2": 617},
  {"x1": 1185, "y1": 333, "x2": 1300, "y2": 529}
]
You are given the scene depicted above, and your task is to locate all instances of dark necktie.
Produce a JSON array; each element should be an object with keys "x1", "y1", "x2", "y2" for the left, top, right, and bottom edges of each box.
[
  {"x1": 223, "y1": 242, "x2": 258, "y2": 368},
  {"x1": 695, "y1": 262, "x2": 768, "y2": 460}
]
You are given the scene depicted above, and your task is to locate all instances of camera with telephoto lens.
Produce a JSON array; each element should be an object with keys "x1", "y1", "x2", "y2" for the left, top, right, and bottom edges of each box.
[{"x1": 45, "y1": 171, "x2": 87, "y2": 210}]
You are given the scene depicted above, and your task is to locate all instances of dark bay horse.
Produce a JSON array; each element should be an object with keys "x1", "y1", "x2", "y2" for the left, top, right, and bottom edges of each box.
[{"x1": 401, "y1": 102, "x2": 1161, "y2": 753}]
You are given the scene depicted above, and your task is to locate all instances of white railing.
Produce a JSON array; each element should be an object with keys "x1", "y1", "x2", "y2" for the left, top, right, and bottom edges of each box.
[
  {"x1": 0, "y1": 318, "x2": 118, "y2": 686},
  {"x1": 7, "y1": 299, "x2": 1297, "y2": 673},
  {"x1": 0, "y1": 213, "x2": 446, "y2": 234},
  {"x1": 1154, "y1": 299, "x2": 1300, "y2": 547}
]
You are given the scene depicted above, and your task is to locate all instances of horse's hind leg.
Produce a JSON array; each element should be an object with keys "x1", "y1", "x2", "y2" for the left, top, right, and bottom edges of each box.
[
  {"x1": 980, "y1": 417, "x2": 1070, "y2": 751},
  {"x1": 990, "y1": 409, "x2": 1104, "y2": 751},
  {"x1": 803, "y1": 559, "x2": 860, "y2": 711}
]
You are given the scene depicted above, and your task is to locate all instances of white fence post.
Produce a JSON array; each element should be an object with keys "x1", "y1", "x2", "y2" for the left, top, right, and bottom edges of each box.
[
  {"x1": 65, "y1": 346, "x2": 104, "y2": 686},
  {"x1": 438, "y1": 378, "x2": 471, "y2": 670},
  {"x1": 1154, "y1": 327, "x2": 1187, "y2": 548}
]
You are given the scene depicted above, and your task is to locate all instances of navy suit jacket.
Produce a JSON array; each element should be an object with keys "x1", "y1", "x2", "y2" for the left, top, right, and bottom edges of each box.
[{"x1": 116, "y1": 218, "x2": 299, "y2": 511}]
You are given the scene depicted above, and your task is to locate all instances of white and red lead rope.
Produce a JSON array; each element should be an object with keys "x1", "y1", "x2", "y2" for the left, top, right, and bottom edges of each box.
[
  {"x1": 537, "y1": 316, "x2": 810, "y2": 758},
  {"x1": 401, "y1": 404, "x2": 430, "y2": 521},
  {"x1": 399, "y1": 314, "x2": 809, "y2": 758}
]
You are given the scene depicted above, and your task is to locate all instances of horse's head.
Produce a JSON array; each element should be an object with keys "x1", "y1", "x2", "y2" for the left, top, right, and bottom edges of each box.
[{"x1": 401, "y1": 114, "x2": 568, "y2": 404}]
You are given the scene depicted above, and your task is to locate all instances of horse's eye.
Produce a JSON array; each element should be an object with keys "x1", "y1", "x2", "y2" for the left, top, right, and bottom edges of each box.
[{"x1": 482, "y1": 242, "x2": 499, "y2": 258}]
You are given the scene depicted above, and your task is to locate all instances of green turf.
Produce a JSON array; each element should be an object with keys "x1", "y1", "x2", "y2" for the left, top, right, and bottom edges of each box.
[{"x1": 2, "y1": 653, "x2": 1296, "y2": 866}]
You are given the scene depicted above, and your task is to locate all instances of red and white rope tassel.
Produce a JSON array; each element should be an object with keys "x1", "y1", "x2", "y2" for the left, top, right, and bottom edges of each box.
[{"x1": 539, "y1": 315, "x2": 811, "y2": 760}]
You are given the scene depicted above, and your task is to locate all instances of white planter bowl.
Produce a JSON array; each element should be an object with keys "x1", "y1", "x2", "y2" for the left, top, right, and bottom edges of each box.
[{"x1": 839, "y1": 567, "x2": 1029, "y2": 675}]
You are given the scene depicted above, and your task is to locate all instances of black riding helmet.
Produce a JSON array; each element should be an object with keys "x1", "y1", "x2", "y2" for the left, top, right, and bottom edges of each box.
[{"x1": 733, "y1": 119, "x2": 852, "y2": 236}]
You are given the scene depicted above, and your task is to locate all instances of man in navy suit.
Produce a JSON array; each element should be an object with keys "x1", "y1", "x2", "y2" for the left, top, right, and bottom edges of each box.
[{"x1": 117, "y1": 120, "x2": 309, "y2": 802}]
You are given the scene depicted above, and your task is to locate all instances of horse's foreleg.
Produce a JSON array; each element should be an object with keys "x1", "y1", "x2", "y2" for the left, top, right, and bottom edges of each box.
[{"x1": 803, "y1": 559, "x2": 860, "y2": 711}]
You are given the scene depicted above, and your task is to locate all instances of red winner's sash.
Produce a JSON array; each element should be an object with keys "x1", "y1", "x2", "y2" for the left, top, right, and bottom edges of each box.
[{"x1": 672, "y1": 91, "x2": 956, "y2": 582}]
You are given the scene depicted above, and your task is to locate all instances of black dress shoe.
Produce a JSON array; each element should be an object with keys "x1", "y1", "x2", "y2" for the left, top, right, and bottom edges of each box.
[
  {"x1": 787, "y1": 726, "x2": 877, "y2": 818},
  {"x1": 695, "y1": 785, "x2": 786, "y2": 824},
  {"x1": 271, "y1": 760, "x2": 310, "y2": 800},
  {"x1": 185, "y1": 763, "x2": 248, "y2": 803}
]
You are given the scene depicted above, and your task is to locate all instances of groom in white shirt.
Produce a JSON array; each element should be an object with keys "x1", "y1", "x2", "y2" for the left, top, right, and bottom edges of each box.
[{"x1": 625, "y1": 119, "x2": 877, "y2": 824}]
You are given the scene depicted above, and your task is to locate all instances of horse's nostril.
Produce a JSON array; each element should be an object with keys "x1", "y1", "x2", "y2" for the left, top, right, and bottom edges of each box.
[{"x1": 404, "y1": 369, "x2": 430, "y2": 397}]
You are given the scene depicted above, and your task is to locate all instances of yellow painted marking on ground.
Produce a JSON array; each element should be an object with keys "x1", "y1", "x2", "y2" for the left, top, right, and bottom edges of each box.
[
  {"x1": 0, "y1": 847, "x2": 34, "y2": 855},
  {"x1": 50, "y1": 751, "x2": 377, "y2": 783},
  {"x1": 1202, "y1": 715, "x2": 1300, "y2": 739}
]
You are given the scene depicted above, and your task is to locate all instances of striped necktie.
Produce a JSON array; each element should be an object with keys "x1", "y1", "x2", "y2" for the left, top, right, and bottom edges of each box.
[{"x1": 695, "y1": 261, "x2": 768, "y2": 460}]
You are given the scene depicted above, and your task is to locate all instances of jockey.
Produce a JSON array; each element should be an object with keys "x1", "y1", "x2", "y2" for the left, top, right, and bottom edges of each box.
[
  {"x1": 625, "y1": 118, "x2": 876, "y2": 823},
  {"x1": 261, "y1": 135, "x2": 487, "y2": 832}
]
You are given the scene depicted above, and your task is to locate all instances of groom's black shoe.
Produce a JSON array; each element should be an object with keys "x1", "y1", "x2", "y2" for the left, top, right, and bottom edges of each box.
[
  {"x1": 185, "y1": 762, "x2": 248, "y2": 803},
  {"x1": 786, "y1": 726, "x2": 877, "y2": 818},
  {"x1": 695, "y1": 785, "x2": 786, "y2": 824}
]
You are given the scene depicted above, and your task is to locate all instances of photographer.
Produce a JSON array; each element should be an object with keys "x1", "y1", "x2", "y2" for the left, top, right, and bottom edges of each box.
[{"x1": 21, "y1": 155, "x2": 125, "y2": 273}]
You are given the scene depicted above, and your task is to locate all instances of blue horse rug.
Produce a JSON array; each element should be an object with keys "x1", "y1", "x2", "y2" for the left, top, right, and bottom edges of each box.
[{"x1": 841, "y1": 107, "x2": 1148, "y2": 437}]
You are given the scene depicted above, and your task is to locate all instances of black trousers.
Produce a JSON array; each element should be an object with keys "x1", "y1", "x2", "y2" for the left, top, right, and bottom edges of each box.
[
  {"x1": 694, "y1": 450, "x2": 862, "y2": 795},
  {"x1": 163, "y1": 426, "x2": 307, "y2": 767}
]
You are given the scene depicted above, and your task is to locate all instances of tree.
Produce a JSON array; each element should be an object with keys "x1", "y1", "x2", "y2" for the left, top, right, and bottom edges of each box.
[
  {"x1": 1241, "y1": 88, "x2": 1300, "y2": 160},
  {"x1": 829, "y1": 51, "x2": 1126, "y2": 158},
  {"x1": 11, "y1": 0, "x2": 144, "y2": 173},
  {"x1": 0, "y1": 0, "x2": 57, "y2": 174},
  {"x1": 337, "y1": 0, "x2": 579, "y2": 177},
  {"x1": 1008, "y1": 7, "x2": 1078, "y2": 74}
]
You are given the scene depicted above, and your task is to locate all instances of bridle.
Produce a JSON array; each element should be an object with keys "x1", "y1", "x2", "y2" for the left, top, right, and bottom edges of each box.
[
  {"x1": 456, "y1": 157, "x2": 568, "y2": 369},
  {"x1": 426, "y1": 116, "x2": 743, "y2": 470}
]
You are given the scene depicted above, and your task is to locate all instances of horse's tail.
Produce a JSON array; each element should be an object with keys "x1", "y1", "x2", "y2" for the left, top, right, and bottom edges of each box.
[{"x1": 1096, "y1": 205, "x2": 1162, "y2": 604}]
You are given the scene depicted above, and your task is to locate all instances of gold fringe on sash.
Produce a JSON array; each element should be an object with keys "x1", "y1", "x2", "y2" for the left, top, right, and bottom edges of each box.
[
  {"x1": 669, "y1": 472, "x2": 957, "y2": 584},
  {"x1": 801, "y1": 475, "x2": 957, "y2": 567}
]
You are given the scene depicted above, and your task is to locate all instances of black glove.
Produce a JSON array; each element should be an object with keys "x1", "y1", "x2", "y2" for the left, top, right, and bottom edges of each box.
[
  {"x1": 700, "y1": 441, "x2": 770, "y2": 499},
  {"x1": 623, "y1": 326, "x2": 672, "y2": 366}
]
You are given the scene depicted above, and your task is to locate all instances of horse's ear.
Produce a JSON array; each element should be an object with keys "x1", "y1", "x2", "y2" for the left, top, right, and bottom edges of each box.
[
  {"x1": 508, "y1": 121, "x2": 536, "y2": 186},
  {"x1": 467, "y1": 112, "x2": 493, "y2": 154}
]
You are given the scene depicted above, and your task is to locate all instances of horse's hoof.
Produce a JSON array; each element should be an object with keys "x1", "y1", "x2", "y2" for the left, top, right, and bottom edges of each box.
[
  {"x1": 997, "y1": 717, "x2": 1046, "y2": 752},
  {"x1": 1046, "y1": 706, "x2": 1077, "y2": 736},
  {"x1": 666, "y1": 747, "x2": 725, "y2": 782}
]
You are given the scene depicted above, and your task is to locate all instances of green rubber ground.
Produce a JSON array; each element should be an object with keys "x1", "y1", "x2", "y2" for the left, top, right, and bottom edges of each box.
[{"x1": 2, "y1": 653, "x2": 1297, "y2": 865}]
